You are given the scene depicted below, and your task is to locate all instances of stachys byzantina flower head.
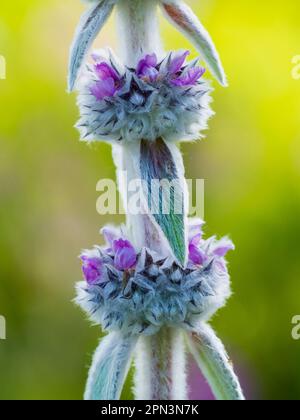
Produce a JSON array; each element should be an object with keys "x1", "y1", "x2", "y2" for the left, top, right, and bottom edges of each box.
[
  {"x1": 75, "y1": 220, "x2": 234, "y2": 336},
  {"x1": 76, "y1": 49, "x2": 213, "y2": 143}
]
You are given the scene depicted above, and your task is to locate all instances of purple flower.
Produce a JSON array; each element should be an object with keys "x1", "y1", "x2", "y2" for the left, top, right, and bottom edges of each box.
[
  {"x1": 94, "y1": 62, "x2": 120, "y2": 82},
  {"x1": 90, "y1": 62, "x2": 121, "y2": 101},
  {"x1": 188, "y1": 221, "x2": 207, "y2": 266},
  {"x1": 189, "y1": 236, "x2": 207, "y2": 266},
  {"x1": 168, "y1": 50, "x2": 190, "y2": 75},
  {"x1": 113, "y1": 239, "x2": 137, "y2": 271},
  {"x1": 136, "y1": 54, "x2": 159, "y2": 82},
  {"x1": 90, "y1": 78, "x2": 117, "y2": 100},
  {"x1": 167, "y1": 50, "x2": 205, "y2": 87},
  {"x1": 172, "y1": 67, "x2": 206, "y2": 87},
  {"x1": 81, "y1": 255, "x2": 104, "y2": 285}
]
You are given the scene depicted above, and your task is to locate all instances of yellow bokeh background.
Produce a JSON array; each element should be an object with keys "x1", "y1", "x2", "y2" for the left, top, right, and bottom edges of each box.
[{"x1": 0, "y1": 0, "x2": 300, "y2": 399}]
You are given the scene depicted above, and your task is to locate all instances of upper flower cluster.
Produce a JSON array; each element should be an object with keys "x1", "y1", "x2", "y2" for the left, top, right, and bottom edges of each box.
[
  {"x1": 76, "y1": 221, "x2": 234, "y2": 335},
  {"x1": 91, "y1": 50, "x2": 205, "y2": 101},
  {"x1": 76, "y1": 49, "x2": 213, "y2": 144}
]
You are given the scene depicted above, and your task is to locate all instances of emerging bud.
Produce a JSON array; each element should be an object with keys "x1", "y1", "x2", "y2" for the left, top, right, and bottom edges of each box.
[
  {"x1": 81, "y1": 255, "x2": 104, "y2": 285},
  {"x1": 113, "y1": 239, "x2": 137, "y2": 271},
  {"x1": 136, "y1": 54, "x2": 159, "y2": 82},
  {"x1": 189, "y1": 237, "x2": 207, "y2": 266},
  {"x1": 188, "y1": 222, "x2": 234, "y2": 268},
  {"x1": 90, "y1": 61, "x2": 122, "y2": 100}
]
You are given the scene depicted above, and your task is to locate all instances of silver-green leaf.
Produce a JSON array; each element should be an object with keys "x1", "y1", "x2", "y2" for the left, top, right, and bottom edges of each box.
[
  {"x1": 161, "y1": 0, "x2": 227, "y2": 87},
  {"x1": 84, "y1": 332, "x2": 137, "y2": 401},
  {"x1": 68, "y1": 0, "x2": 115, "y2": 92},
  {"x1": 185, "y1": 324, "x2": 245, "y2": 400},
  {"x1": 140, "y1": 138, "x2": 188, "y2": 266}
]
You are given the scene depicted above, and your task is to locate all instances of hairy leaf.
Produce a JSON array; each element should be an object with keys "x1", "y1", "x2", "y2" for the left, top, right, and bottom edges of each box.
[
  {"x1": 140, "y1": 138, "x2": 187, "y2": 266},
  {"x1": 161, "y1": 0, "x2": 227, "y2": 86},
  {"x1": 185, "y1": 324, "x2": 245, "y2": 400},
  {"x1": 84, "y1": 332, "x2": 137, "y2": 400},
  {"x1": 68, "y1": 0, "x2": 115, "y2": 91}
]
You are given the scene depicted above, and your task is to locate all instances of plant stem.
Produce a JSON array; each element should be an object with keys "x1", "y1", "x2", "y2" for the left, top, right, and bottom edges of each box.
[
  {"x1": 114, "y1": 0, "x2": 165, "y2": 252},
  {"x1": 116, "y1": 0, "x2": 163, "y2": 66},
  {"x1": 114, "y1": 1, "x2": 188, "y2": 401},
  {"x1": 134, "y1": 328, "x2": 187, "y2": 400}
]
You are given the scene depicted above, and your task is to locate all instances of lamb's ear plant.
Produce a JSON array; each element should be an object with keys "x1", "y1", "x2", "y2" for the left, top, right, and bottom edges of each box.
[{"x1": 69, "y1": 0, "x2": 245, "y2": 401}]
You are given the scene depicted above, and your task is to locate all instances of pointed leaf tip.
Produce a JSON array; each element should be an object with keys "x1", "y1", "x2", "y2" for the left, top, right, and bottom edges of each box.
[
  {"x1": 68, "y1": 0, "x2": 114, "y2": 92},
  {"x1": 161, "y1": 0, "x2": 227, "y2": 87}
]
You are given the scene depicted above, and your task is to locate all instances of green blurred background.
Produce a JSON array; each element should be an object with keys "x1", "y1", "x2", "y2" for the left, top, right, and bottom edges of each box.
[{"x1": 0, "y1": 0, "x2": 300, "y2": 400}]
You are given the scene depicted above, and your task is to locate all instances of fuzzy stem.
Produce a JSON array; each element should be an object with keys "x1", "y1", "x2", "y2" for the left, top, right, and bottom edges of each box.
[
  {"x1": 116, "y1": 0, "x2": 163, "y2": 66},
  {"x1": 134, "y1": 328, "x2": 187, "y2": 400},
  {"x1": 114, "y1": 0, "x2": 165, "y2": 253},
  {"x1": 114, "y1": 0, "x2": 188, "y2": 401}
]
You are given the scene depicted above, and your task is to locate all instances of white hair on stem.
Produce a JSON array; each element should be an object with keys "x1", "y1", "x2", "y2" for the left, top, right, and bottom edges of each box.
[
  {"x1": 134, "y1": 328, "x2": 187, "y2": 400},
  {"x1": 116, "y1": 0, "x2": 164, "y2": 66}
]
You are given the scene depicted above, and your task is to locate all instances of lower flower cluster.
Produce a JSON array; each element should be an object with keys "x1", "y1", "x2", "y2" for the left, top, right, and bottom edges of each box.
[{"x1": 75, "y1": 221, "x2": 234, "y2": 336}]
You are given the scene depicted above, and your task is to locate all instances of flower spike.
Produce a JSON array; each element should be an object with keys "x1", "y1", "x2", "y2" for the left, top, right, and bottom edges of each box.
[{"x1": 70, "y1": 0, "x2": 243, "y2": 402}]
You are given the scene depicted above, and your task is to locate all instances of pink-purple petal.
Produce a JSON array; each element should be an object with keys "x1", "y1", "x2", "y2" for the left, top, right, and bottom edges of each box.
[
  {"x1": 81, "y1": 256, "x2": 104, "y2": 285},
  {"x1": 189, "y1": 243, "x2": 207, "y2": 266},
  {"x1": 190, "y1": 232, "x2": 202, "y2": 247},
  {"x1": 94, "y1": 62, "x2": 120, "y2": 82},
  {"x1": 143, "y1": 66, "x2": 159, "y2": 82},
  {"x1": 113, "y1": 239, "x2": 137, "y2": 271},
  {"x1": 137, "y1": 54, "x2": 157, "y2": 73},
  {"x1": 90, "y1": 78, "x2": 116, "y2": 100},
  {"x1": 137, "y1": 54, "x2": 159, "y2": 82},
  {"x1": 168, "y1": 50, "x2": 190, "y2": 74},
  {"x1": 172, "y1": 67, "x2": 206, "y2": 86}
]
